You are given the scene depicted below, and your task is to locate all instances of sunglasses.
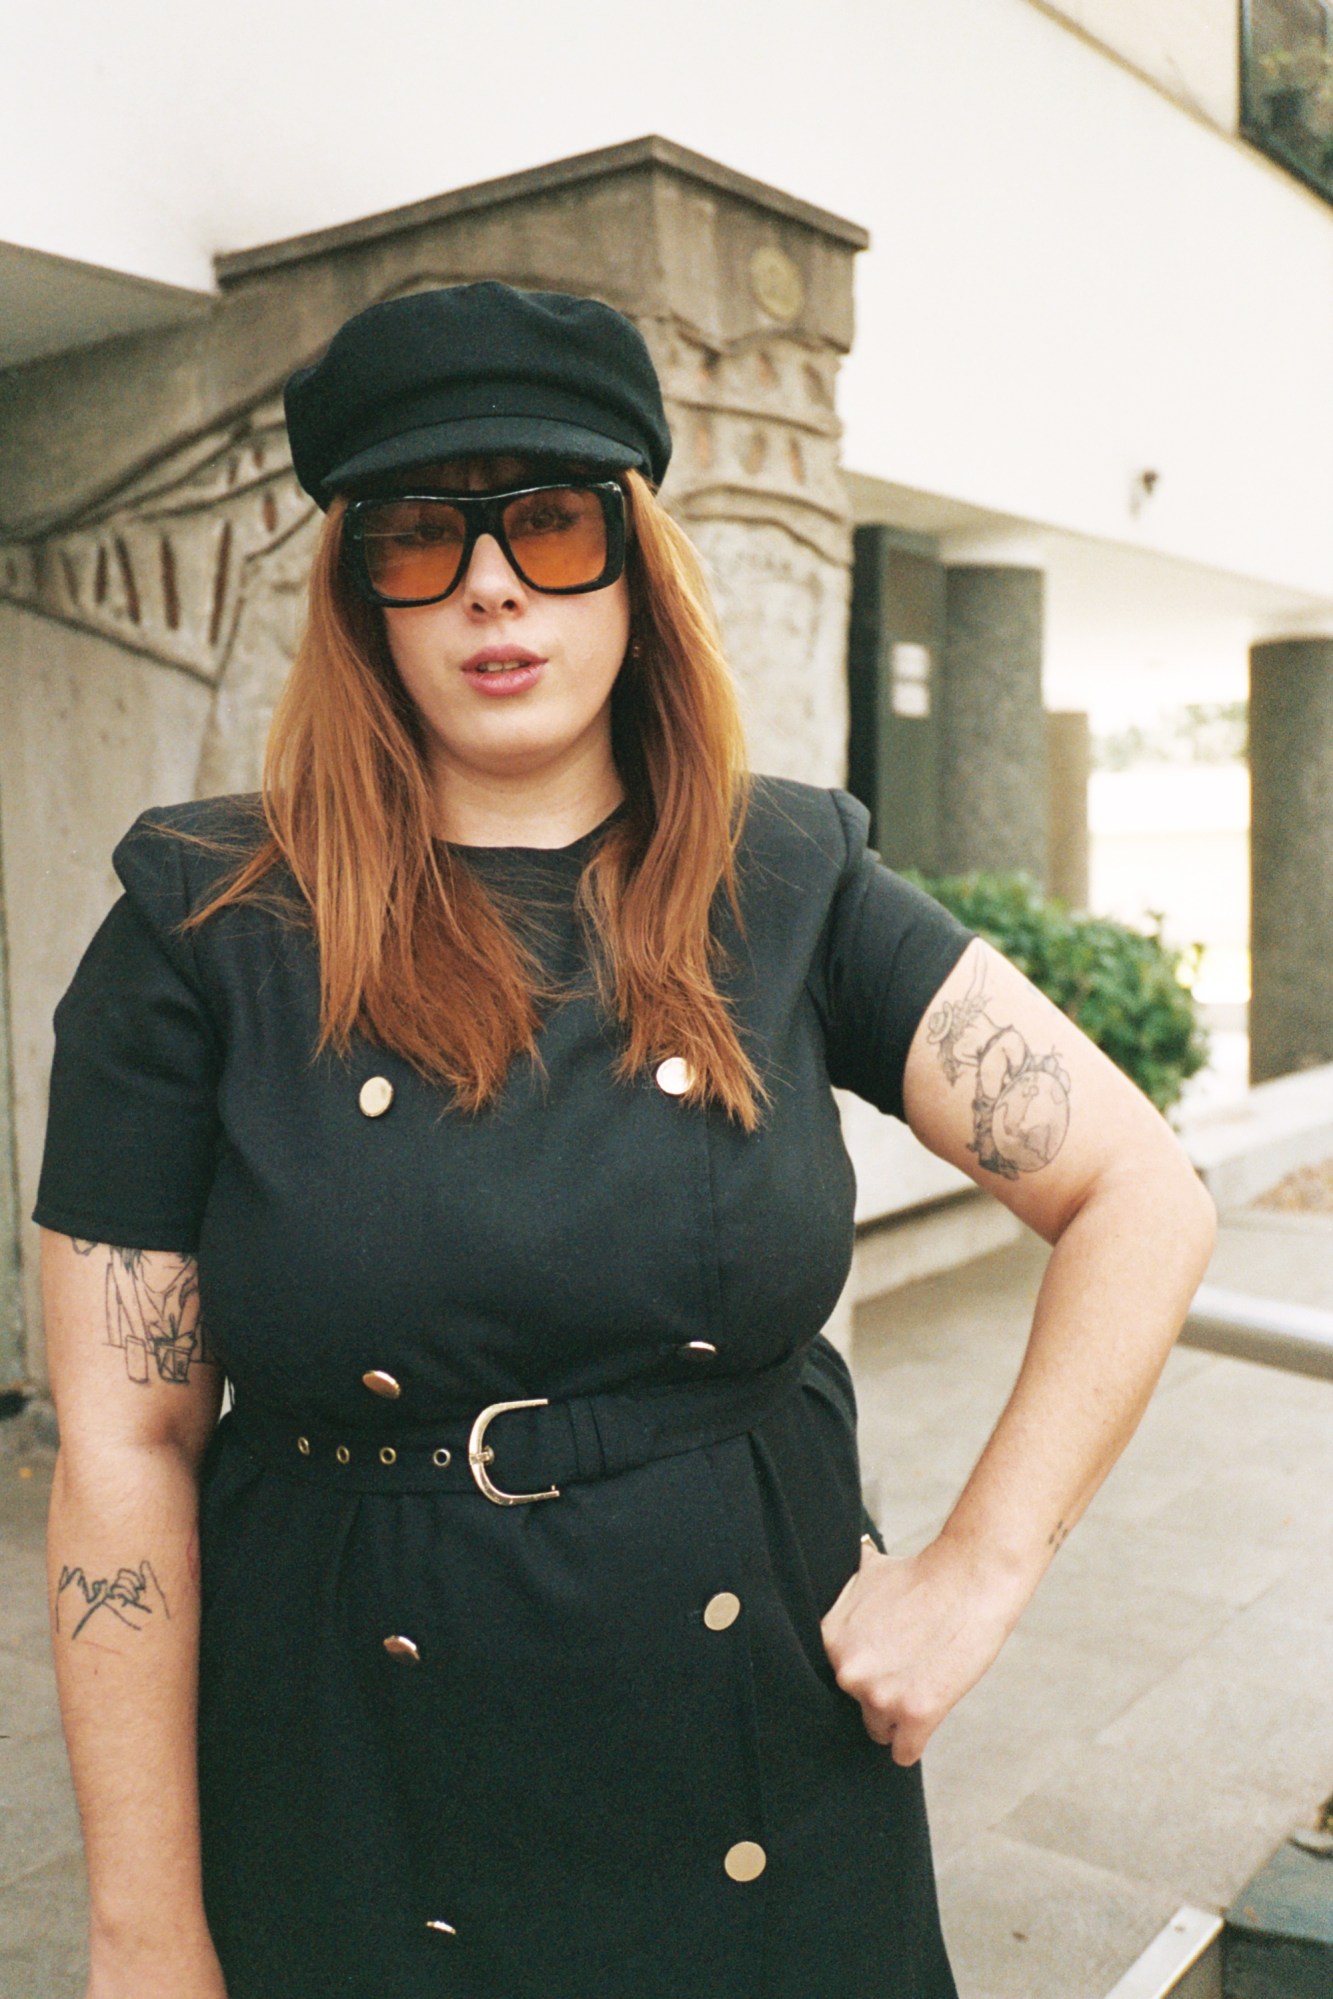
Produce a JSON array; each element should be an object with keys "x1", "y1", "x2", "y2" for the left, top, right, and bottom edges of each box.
[{"x1": 342, "y1": 478, "x2": 628, "y2": 607}]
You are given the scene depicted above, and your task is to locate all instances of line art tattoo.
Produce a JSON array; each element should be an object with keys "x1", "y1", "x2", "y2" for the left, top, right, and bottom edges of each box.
[
  {"x1": 55, "y1": 1559, "x2": 171, "y2": 1640},
  {"x1": 70, "y1": 1241, "x2": 213, "y2": 1386},
  {"x1": 927, "y1": 950, "x2": 1072, "y2": 1181}
]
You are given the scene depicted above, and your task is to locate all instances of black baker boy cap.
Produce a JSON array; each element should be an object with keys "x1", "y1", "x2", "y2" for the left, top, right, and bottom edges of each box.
[{"x1": 284, "y1": 279, "x2": 673, "y2": 507}]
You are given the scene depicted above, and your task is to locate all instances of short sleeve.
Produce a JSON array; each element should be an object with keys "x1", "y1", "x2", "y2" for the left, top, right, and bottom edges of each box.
[
  {"x1": 32, "y1": 818, "x2": 223, "y2": 1253},
  {"x1": 812, "y1": 788, "x2": 976, "y2": 1121}
]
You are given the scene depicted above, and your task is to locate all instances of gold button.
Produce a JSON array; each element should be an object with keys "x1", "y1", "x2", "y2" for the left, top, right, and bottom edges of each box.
[
  {"x1": 383, "y1": 1634, "x2": 421, "y2": 1662},
  {"x1": 379, "y1": 1446, "x2": 397, "y2": 1465},
  {"x1": 654, "y1": 1056, "x2": 694, "y2": 1096},
  {"x1": 432, "y1": 1446, "x2": 452, "y2": 1468},
  {"x1": 359, "y1": 1075, "x2": 395, "y2": 1118},
  {"x1": 724, "y1": 1840, "x2": 767, "y2": 1882},
  {"x1": 335, "y1": 1444, "x2": 351, "y2": 1465},
  {"x1": 425, "y1": 1919, "x2": 456, "y2": 1935},
  {"x1": 362, "y1": 1369, "x2": 401, "y2": 1399},
  {"x1": 297, "y1": 1436, "x2": 311, "y2": 1456},
  {"x1": 681, "y1": 1340, "x2": 718, "y2": 1359},
  {"x1": 704, "y1": 1591, "x2": 741, "y2": 1631}
]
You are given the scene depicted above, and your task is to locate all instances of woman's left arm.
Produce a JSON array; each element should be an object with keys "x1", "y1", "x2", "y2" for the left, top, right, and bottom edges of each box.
[{"x1": 820, "y1": 936, "x2": 1217, "y2": 1764}]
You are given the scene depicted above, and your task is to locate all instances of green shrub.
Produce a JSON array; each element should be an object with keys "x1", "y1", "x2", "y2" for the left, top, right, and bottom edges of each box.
[{"x1": 905, "y1": 870, "x2": 1210, "y2": 1116}]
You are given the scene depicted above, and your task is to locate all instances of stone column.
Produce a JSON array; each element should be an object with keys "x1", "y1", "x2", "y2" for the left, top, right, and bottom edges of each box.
[
  {"x1": 937, "y1": 565, "x2": 1048, "y2": 884},
  {"x1": 1249, "y1": 637, "x2": 1333, "y2": 1083},
  {"x1": 1046, "y1": 710, "x2": 1090, "y2": 911}
]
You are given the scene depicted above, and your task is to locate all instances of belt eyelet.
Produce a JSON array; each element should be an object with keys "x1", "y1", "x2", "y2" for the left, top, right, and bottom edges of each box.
[
  {"x1": 432, "y1": 1446, "x2": 452, "y2": 1468},
  {"x1": 379, "y1": 1446, "x2": 397, "y2": 1466},
  {"x1": 335, "y1": 1444, "x2": 351, "y2": 1465}
]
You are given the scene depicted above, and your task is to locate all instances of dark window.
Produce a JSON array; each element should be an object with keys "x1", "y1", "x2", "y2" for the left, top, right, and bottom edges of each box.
[
  {"x1": 1241, "y1": 0, "x2": 1333, "y2": 203},
  {"x1": 846, "y1": 526, "x2": 944, "y2": 873}
]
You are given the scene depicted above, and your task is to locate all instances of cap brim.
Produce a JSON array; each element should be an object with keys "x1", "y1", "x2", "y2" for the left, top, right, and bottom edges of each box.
[{"x1": 323, "y1": 414, "x2": 646, "y2": 501}]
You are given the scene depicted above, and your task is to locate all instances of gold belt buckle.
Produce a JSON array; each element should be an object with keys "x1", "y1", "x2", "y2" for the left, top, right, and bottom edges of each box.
[{"x1": 467, "y1": 1397, "x2": 561, "y2": 1506}]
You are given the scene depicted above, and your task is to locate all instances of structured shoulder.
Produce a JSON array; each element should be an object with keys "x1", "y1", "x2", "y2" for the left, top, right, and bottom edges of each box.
[
  {"x1": 111, "y1": 792, "x2": 269, "y2": 935},
  {"x1": 738, "y1": 774, "x2": 869, "y2": 888}
]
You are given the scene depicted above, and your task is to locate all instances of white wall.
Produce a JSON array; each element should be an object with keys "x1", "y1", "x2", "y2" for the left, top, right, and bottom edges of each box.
[{"x1": 7, "y1": 0, "x2": 1333, "y2": 607}]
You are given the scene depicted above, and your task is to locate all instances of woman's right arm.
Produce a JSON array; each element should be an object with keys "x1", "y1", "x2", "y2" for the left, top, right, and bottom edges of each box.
[{"x1": 42, "y1": 1226, "x2": 230, "y2": 1999}]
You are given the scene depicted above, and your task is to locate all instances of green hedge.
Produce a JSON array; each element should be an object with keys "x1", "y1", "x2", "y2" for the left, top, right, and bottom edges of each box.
[{"x1": 905, "y1": 870, "x2": 1211, "y2": 1115}]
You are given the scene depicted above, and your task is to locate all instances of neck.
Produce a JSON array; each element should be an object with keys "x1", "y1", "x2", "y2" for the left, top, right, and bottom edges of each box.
[{"x1": 427, "y1": 743, "x2": 626, "y2": 850}]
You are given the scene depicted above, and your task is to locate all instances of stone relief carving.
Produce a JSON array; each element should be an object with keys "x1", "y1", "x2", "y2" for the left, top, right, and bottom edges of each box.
[
  {"x1": 654, "y1": 323, "x2": 852, "y2": 783},
  {"x1": 0, "y1": 399, "x2": 318, "y2": 795},
  {"x1": 0, "y1": 400, "x2": 314, "y2": 686}
]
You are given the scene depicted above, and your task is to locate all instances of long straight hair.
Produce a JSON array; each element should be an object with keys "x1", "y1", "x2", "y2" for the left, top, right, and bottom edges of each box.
[{"x1": 174, "y1": 467, "x2": 769, "y2": 1129}]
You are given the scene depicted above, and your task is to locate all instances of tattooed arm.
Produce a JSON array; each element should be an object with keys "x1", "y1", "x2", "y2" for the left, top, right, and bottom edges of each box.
[
  {"x1": 821, "y1": 939, "x2": 1216, "y2": 1764},
  {"x1": 41, "y1": 1228, "x2": 228, "y2": 1999}
]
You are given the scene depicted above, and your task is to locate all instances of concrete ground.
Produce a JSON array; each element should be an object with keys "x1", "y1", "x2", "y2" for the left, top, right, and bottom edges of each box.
[
  {"x1": 857, "y1": 1217, "x2": 1333, "y2": 1999},
  {"x1": 2, "y1": 1212, "x2": 1332, "y2": 1997}
]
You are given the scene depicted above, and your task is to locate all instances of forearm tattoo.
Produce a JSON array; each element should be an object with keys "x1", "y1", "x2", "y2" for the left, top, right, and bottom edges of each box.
[
  {"x1": 927, "y1": 949, "x2": 1071, "y2": 1181},
  {"x1": 70, "y1": 1241, "x2": 214, "y2": 1386},
  {"x1": 55, "y1": 1559, "x2": 170, "y2": 1640}
]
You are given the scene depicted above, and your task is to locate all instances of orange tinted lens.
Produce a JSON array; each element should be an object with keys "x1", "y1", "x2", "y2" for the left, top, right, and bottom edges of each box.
[
  {"x1": 359, "y1": 500, "x2": 467, "y2": 600},
  {"x1": 502, "y1": 488, "x2": 606, "y2": 588}
]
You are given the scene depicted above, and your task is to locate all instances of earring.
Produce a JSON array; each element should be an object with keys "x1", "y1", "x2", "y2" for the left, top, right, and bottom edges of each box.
[{"x1": 629, "y1": 637, "x2": 642, "y2": 660}]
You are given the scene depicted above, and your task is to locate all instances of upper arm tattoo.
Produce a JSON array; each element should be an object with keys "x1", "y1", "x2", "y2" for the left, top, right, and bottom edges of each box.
[
  {"x1": 70, "y1": 1241, "x2": 215, "y2": 1386},
  {"x1": 926, "y1": 948, "x2": 1072, "y2": 1182}
]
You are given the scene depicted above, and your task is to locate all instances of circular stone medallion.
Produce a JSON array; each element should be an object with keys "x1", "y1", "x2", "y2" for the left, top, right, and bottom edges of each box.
[{"x1": 749, "y1": 246, "x2": 804, "y2": 323}]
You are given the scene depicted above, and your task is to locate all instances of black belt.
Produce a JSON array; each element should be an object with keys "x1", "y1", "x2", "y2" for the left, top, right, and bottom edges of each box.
[{"x1": 224, "y1": 1341, "x2": 813, "y2": 1499}]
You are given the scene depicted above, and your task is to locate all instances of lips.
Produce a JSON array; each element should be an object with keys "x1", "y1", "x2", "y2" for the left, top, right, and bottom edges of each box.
[{"x1": 462, "y1": 647, "x2": 545, "y2": 675}]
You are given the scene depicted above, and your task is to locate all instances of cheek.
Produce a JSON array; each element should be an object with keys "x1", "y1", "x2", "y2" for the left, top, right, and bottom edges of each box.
[
  {"x1": 575, "y1": 585, "x2": 632, "y2": 691},
  {"x1": 380, "y1": 609, "x2": 448, "y2": 706}
]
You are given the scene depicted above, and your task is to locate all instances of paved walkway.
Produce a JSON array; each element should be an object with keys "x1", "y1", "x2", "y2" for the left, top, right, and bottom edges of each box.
[
  {"x1": 857, "y1": 1217, "x2": 1333, "y2": 1999},
  {"x1": 3, "y1": 1213, "x2": 1332, "y2": 1996}
]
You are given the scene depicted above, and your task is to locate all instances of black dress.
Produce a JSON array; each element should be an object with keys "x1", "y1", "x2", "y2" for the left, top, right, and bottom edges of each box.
[{"x1": 34, "y1": 773, "x2": 973, "y2": 1999}]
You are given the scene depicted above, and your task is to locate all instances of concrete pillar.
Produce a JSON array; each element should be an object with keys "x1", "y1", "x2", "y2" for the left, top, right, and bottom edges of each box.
[
  {"x1": 1249, "y1": 637, "x2": 1333, "y2": 1083},
  {"x1": 1046, "y1": 710, "x2": 1090, "y2": 911},
  {"x1": 937, "y1": 565, "x2": 1048, "y2": 884}
]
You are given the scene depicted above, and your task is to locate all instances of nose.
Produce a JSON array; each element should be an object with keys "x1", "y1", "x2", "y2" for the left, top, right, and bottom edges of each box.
[{"x1": 462, "y1": 531, "x2": 526, "y2": 613}]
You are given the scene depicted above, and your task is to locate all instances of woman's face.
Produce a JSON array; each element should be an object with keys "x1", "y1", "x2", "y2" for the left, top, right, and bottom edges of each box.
[{"x1": 371, "y1": 453, "x2": 632, "y2": 793}]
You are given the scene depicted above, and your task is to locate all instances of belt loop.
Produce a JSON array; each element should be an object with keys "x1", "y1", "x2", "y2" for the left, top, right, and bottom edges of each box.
[{"x1": 565, "y1": 1396, "x2": 607, "y2": 1482}]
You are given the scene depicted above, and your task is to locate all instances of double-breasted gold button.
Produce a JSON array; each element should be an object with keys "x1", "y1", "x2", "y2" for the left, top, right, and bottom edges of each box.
[
  {"x1": 724, "y1": 1840, "x2": 767, "y2": 1882},
  {"x1": 704, "y1": 1591, "x2": 741, "y2": 1631},
  {"x1": 362, "y1": 1369, "x2": 401, "y2": 1399},
  {"x1": 425, "y1": 1919, "x2": 456, "y2": 1935},
  {"x1": 679, "y1": 1340, "x2": 718, "y2": 1361},
  {"x1": 383, "y1": 1634, "x2": 421, "y2": 1662},
  {"x1": 359, "y1": 1075, "x2": 395, "y2": 1118},
  {"x1": 653, "y1": 1056, "x2": 694, "y2": 1096}
]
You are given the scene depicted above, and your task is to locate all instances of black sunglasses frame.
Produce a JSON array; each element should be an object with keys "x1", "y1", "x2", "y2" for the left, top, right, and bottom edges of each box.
[{"x1": 341, "y1": 478, "x2": 628, "y2": 608}]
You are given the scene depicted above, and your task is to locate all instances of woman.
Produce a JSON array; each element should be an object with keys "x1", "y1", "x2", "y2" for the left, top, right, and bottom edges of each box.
[{"x1": 35, "y1": 280, "x2": 1216, "y2": 1999}]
